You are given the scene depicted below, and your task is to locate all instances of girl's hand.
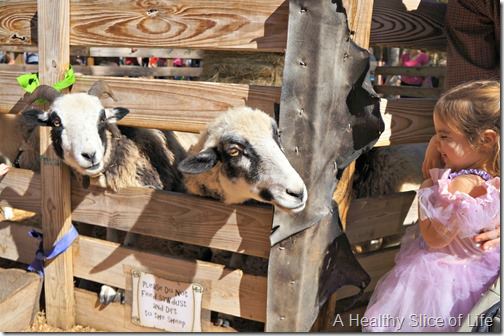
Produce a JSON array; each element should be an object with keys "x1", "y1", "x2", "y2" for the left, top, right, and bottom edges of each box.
[
  {"x1": 422, "y1": 136, "x2": 443, "y2": 178},
  {"x1": 0, "y1": 164, "x2": 9, "y2": 176},
  {"x1": 474, "y1": 225, "x2": 500, "y2": 251}
]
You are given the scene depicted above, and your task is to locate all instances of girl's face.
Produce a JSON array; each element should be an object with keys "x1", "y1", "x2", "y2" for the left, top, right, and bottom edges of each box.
[{"x1": 433, "y1": 113, "x2": 486, "y2": 171}]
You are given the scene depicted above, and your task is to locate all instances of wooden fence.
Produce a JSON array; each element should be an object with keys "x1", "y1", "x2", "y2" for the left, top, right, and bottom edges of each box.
[{"x1": 0, "y1": 0, "x2": 443, "y2": 332}]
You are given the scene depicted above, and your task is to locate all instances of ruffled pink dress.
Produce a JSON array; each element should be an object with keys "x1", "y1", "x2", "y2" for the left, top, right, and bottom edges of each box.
[{"x1": 363, "y1": 168, "x2": 500, "y2": 332}]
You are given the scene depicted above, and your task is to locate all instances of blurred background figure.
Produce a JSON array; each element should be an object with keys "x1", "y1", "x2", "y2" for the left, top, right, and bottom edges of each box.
[{"x1": 400, "y1": 49, "x2": 429, "y2": 88}]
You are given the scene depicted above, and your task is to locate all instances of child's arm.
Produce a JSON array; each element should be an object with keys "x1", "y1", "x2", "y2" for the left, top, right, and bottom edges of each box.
[
  {"x1": 418, "y1": 176, "x2": 481, "y2": 249},
  {"x1": 418, "y1": 178, "x2": 458, "y2": 248}
]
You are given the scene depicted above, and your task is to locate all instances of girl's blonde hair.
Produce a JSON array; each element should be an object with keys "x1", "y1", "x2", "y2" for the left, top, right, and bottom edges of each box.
[{"x1": 434, "y1": 80, "x2": 501, "y2": 176}]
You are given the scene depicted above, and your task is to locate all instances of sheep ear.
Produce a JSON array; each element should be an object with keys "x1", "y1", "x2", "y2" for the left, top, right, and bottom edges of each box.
[
  {"x1": 178, "y1": 148, "x2": 219, "y2": 174},
  {"x1": 22, "y1": 109, "x2": 50, "y2": 125},
  {"x1": 105, "y1": 107, "x2": 129, "y2": 123}
]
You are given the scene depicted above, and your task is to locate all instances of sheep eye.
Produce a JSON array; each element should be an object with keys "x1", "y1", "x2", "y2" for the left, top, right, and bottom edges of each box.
[
  {"x1": 52, "y1": 116, "x2": 62, "y2": 127},
  {"x1": 227, "y1": 147, "x2": 241, "y2": 157}
]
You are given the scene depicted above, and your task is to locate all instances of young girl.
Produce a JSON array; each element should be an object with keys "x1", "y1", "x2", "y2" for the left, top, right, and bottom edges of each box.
[{"x1": 363, "y1": 80, "x2": 500, "y2": 332}]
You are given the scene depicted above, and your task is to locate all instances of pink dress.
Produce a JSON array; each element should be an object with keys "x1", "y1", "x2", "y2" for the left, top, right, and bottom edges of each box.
[{"x1": 363, "y1": 168, "x2": 500, "y2": 332}]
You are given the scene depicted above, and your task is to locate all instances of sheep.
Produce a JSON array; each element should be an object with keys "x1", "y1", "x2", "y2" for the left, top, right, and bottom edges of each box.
[
  {"x1": 12, "y1": 83, "x2": 307, "y2": 308},
  {"x1": 351, "y1": 143, "x2": 427, "y2": 252},
  {"x1": 14, "y1": 82, "x2": 186, "y2": 193},
  {"x1": 13, "y1": 82, "x2": 187, "y2": 245},
  {"x1": 178, "y1": 106, "x2": 307, "y2": 212},
  {"x1": 353, "y1": 143, "x2": 427, "y2": 198}
]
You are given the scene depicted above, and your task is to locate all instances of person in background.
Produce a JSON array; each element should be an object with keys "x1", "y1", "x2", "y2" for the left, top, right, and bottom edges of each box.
[
  {"x1": 444, "y1": 0, "x2": 500, "y2": 89},
  {"x1": 400, "y1": 48, "x2": 429, "y2": 88}
]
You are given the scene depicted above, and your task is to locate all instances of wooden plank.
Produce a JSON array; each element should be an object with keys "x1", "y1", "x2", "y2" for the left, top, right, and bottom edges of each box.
[
  {"x1": 0, "y1": 268, "x2": 42, "y2": 332},
  {"x1": 0, "y1": 46, "x2": 205, "y2": 59},
  {"x1": 0, "y1": 0, "x2": 37, "y2": 46},
  {"x1": 370, "y1": 0, "x2": 447, "y2": 50},
  {"x1": 0, "y1": 45, "x2": 38, "y2": 53},
  {"x1": 73, "y1": 65, "x2": 202, "y2": 77},
  {"x1": 74, "y1": 236, "x2": 267, "y2": 322},
  {"x1": 71, "y1": 182, "x2": 273, "y2": 259},
  {"x1": 375, "y1": 65, "x2": 446, "y2": 77},
  {"x1": 0, "y1": 64, "x2": 202, "y2": 78},
  {"x1": 0, "y1": 167, "x2": 412, "y2": 259},
  {"x1": 0, "y1": 72, "x2": 433, "y2": 146},
  {"x1": 0, "y1": 71, "x2": 27, "y2": 114},
  {"x1": 71, "y1": 75, "x2": 281, "y2": 132},
  {"x1": 75, "y1": 288, "x2": 239, "y2": 332},
  {"x1": 0, "y1": 168, "x2": 272, "y2": 258},
  {"x1": 0, "y1": 221, "x2": 38, "y2": 264},
  {"x1": 37, "y1": 0, "x2": 75, "y2": 329},
  {"x1": 0, "y1": 72, "x2": 281, "y2": 133},
  {"x1": 375, "y1": 98, "x2": 435, "y2": 147},
  {"x1": 343, "y1": 0, "x2": 374, "y2": 48},
  {"x1": 70, "y1": 0, "x2": 288, "y2": 52},
  {"x1": 335, "y1": 247, "x2": 398, "y2": 299},
  {"x1": 346, "y1": 191, "x2": 415, "y2": 244},
  {"x1": 85, "y1": 47, "x2": 204, "y2": 59},
  {"x1": 0, "y1": 168, "x2": 40, "y2": 213},
  {"x1": 374, "y1": 85, "x2": 442, "y2": 98}
]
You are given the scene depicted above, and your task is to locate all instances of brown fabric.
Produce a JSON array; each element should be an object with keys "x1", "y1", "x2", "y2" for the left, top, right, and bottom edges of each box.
[{"x1": 445, "y1": 0, "x2": 500, "y2": 89}]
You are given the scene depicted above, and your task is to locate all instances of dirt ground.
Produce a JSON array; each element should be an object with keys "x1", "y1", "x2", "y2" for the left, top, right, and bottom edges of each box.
[{"x1": 25, "y1": 312, "x2": 100, "y2": 332}]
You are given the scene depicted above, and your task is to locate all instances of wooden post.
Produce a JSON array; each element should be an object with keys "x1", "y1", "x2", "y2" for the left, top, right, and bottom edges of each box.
[
  {"x1": 266, "y1": 0, "x2": 379, "y2": 331},
  {"x1": 38, "y1": 0, "x2": 75, "y2": 329}
]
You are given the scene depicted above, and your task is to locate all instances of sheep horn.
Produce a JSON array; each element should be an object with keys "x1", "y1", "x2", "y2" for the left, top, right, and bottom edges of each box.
[
  {"x1": 88, "y1": 80, "x2": 118, "y2": 101},
  {"x1": 9, "y1": 85, "x2": 62, "y2": 114}
]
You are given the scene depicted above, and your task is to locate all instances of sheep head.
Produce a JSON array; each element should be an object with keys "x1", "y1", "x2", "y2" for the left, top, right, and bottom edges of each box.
[
  {"x1": 179, "y1": 107, "x2": 308, "y2": 213},
  {"x1": 19, "y1": 81, "x2": 129, "y2": 176}
]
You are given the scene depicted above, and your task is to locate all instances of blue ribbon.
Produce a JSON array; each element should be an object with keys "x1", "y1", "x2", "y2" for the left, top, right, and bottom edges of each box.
[{"x1": 27, "y1": 225, "x2": 79, "y2": 277}]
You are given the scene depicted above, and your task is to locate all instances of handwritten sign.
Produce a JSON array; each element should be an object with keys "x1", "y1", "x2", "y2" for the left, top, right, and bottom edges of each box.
[{"x1": 131, "y1": 271, "x2": 203, "y2": 332}]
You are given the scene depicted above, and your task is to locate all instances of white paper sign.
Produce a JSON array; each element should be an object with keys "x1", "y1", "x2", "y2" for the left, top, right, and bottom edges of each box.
[{"x1": 131, "y1": 271, "x2": 203, "y2": 332}]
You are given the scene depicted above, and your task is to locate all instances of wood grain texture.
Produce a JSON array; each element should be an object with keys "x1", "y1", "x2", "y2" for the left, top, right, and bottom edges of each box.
[
  {"x1": 74, "y1": 236, "x2": 267, "y2": 322},
  {"x1": 0, "y1": 167, "x2": 40, "y2": 213},
  {"x1": 83, "y1": 47, "x2": 204, "y2": 59},
  {"x1": 71, "y1": 182, "x2": 273, "y2": 259},
  {"x1": 0, "y1": 70, "x2": 27, "y2": 114},
  {"x1": 346, "y1": 191, "x2": 415, "y2": 244},
  {"x1": 38, "y1": 0, "x2": 75, "y2": 329},
  {"x1": 343, "y1": 0, "x2": 375, "y2": 48},
  {"x1": 0, "y1": 46, "x2": 205, "y2": 59},
  {"x1": 0, "y1": 64, "x2": 202, "y2": 77},
  {"x1": 370, "y1": 0, "x2": 446, "y2": 50},
  {"x1": 70, "y1": 0, "x2": 288, "y2": 52},
  {"x1": 75, "y1": 288, "x2": 239, "y2": 332},
  {"x1": 0, "y1": 0, "x2": 37, "y2": 46},
  {"x1": 0, "y1": 268, "x2": 42, "y2": 332},
  {"x1": 72, "y1": 75, "x2": 281, "y2": 132},
  {"x1": 0, "y1": 71, "x2": 433, "y2": 146},
  {"x1": 375, "y1": 98, "x2": 435, "y2": 146},
  {"x1": 374, "y1": 85, "x2": 442, "y2": 98},
  {"x1": 72, "y1": 65, "x2": 203, "y2": 77},
  {"x1": 0, "y1": 221, "x2": 38, "y2": 264}
]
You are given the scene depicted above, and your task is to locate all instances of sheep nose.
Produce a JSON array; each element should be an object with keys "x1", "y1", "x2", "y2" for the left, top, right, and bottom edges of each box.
[
  {"x1": 286, "y1": 188, "x2": 305, "y2": 201},
  {"x1": 81, "y1": 151, "x2": 96, "y2": 163}
]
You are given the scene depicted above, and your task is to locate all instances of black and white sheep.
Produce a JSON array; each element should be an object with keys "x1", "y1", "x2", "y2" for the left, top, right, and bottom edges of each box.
[
  {"x1": 13, "y1": 82, "x2": 307, "y2": 258},
  {"x1": 13, "y1": 83, "x2": 308, "y2": 310},
  {"x1": 15, "y1": 83, "x2": 307, "y2": 212}
]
